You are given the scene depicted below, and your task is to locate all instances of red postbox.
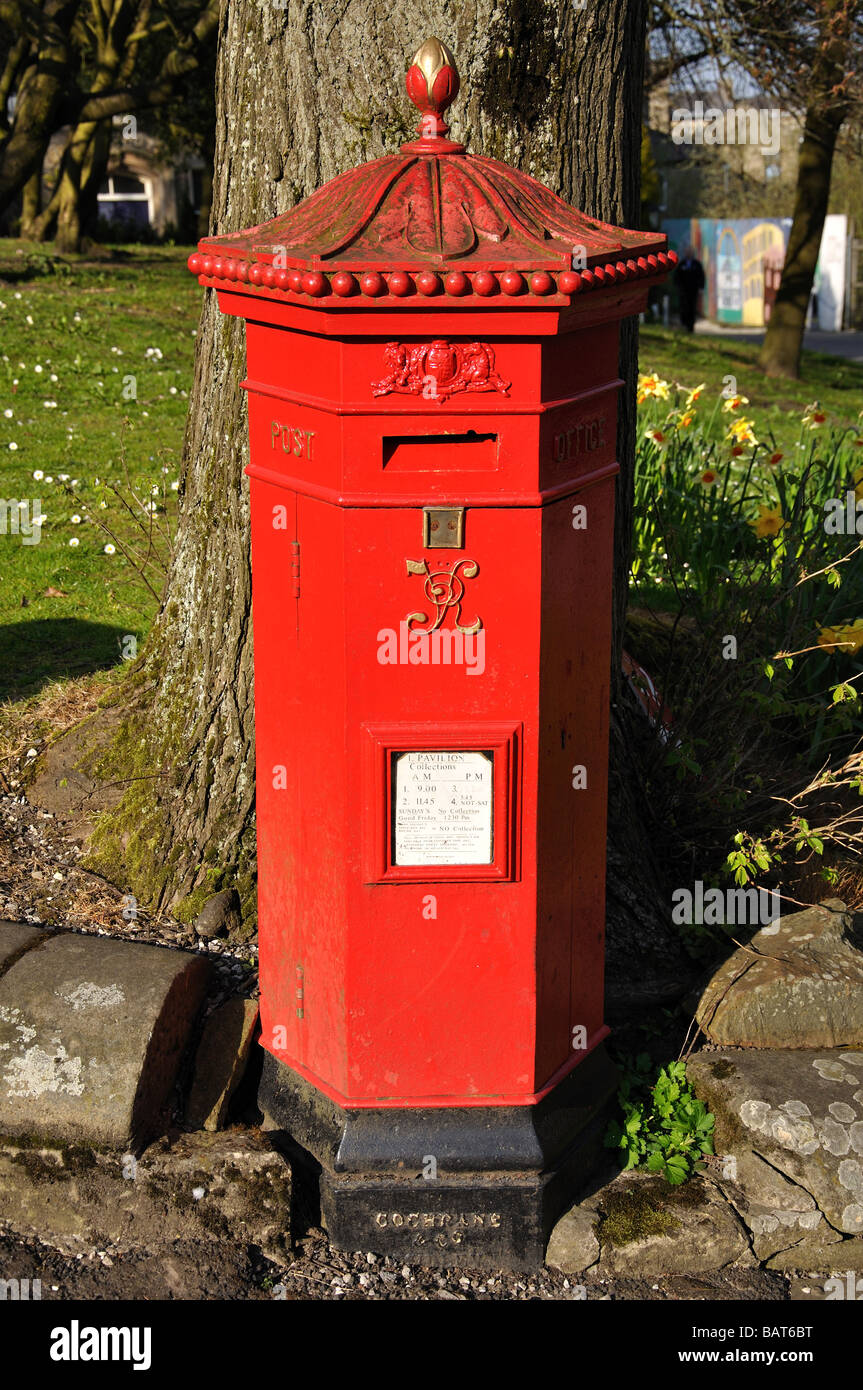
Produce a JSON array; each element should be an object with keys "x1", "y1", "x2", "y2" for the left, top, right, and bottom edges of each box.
[{"x1": 189, "y1": 38, "x2": 672, "y2": 1268}]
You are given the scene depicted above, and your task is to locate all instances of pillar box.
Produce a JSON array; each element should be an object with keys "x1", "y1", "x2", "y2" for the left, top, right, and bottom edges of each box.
[{"x1": 188, "y1": 38, "x2": 672, "y2": 1269}]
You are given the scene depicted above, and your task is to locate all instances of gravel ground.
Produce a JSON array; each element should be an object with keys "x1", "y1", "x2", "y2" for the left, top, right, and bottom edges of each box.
[
  {"x1": 0, "y1": 1222, "x2": 790, "y2": 1301},
  {"x1": 0, "y1": 790, "x2": 258, "y2": 1019}
]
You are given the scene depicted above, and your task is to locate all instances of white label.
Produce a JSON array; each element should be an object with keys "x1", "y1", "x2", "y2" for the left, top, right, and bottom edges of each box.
[{"x1": 393, "y1": 750, "x2": 493, "y2": 866}]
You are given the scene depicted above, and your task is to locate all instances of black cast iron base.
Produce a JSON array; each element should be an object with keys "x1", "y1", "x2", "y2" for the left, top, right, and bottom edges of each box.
[{"x1": 258, "y1": 1045, "x2": 618, "y2": 1269}]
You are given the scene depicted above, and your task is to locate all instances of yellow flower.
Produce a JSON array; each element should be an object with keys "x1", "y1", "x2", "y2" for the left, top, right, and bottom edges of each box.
[
  {"x1": 727, "y1": 416, "x2": 758, "y2": 446},
  {"x1": 699, "y1": 469, "x2": 718, "y2": 487},
  {"x1": 840, "y1": 620, "x2": 863, "y2": 654},
  {"x1": 802, "y1": 403, "x2": 827, "y2": 429},
  {"x1": 637, "y1": 373, "x2": 671, "y2": 405},
  {"x1": 818, "y1": 621, "x2": 863, "y2": 655},
  {"x1": 748, "y1": 504, "x2": 788, "y2": 538},
  {"x1": 722, "y1": 394, "x2": 749, "y2": 413},
  {"x1": 677, "y1": 411, "x2": 695, "y2": 429},
  {"x1": 684, "y1": 383, "x2": 707, "y2": 409}
]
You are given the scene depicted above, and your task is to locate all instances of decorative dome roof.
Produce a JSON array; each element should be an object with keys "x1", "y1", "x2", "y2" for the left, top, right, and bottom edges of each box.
[{"x1": 189, "y1": 37, "x2": 673, "y2": 304}]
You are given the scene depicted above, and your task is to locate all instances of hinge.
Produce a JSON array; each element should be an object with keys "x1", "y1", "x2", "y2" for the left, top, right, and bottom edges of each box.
[{"x1": 290, "y1": 540, "x2": 300, "y2": 598}]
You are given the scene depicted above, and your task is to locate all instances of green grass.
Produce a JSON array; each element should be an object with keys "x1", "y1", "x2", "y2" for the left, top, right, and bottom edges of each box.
[
  {"x1": 0, "y1": 241, "x2": 199, "y2": 699},
  {"x1": 639, "y1": 324, "x2": 863, "y2": 455}
]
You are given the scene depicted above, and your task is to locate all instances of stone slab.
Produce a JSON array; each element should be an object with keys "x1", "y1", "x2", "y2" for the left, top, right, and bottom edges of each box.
[
  {"x1": 185, "y1": 997, "x2": 259, "y2": 1131},
  {"x1": 689, "y1": 1048, "x2": 863, "y2": 1245},
  {"x1": 0, "y1": 1129, "x2": 290, "y2": 1261},
  {"x1": 0, "y1": 922, "x2": 48, "y2": 973},
  {"x1": 593, "y1": 1173, "x2": 749, "y2": 1278},
  {"x1": 693, "y1": 900, "x2": 863, "y2": 1048},
  {"x1": 0, "y1": 932, "x2": 210, "y2": 1149}
]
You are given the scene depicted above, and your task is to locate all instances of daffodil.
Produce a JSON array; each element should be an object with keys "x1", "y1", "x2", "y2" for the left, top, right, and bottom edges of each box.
[
  {"x1": 684, "y1": 383, "x2": 706, "y2": 409},
  {"x1": 802, "y1": 403, "x2": 827, "y2": 429},
  {"x1": 748, "y1": 504, "x2": 788, "y2": 538},
  {"x1": 645, "y1": 428, "x2": 669, "y2": 448},
  {"x1": 637, "y1": 373, "x2": 671, "y2": 405},
  {"x1": 818, "y1": 621, "x2": 863, "y2": 655},
  {"x1": 699, "y1": 469, "x2": 718, "y2": 487},
  {"x1": 722, "y1": 394, "x2": 749, "y2": 413},
  {"x1": 676, "y1": 411, "x2": 695, "y2": 430},
  {"x1": 768, "y1": 452, "x2": 783, "y2": 468},
  {"x1": 844, "y1": 620, "x2": 863, "y2": 654},
  {"x1": 727, "y1": 416, "x2": 758, "y2": 446}
]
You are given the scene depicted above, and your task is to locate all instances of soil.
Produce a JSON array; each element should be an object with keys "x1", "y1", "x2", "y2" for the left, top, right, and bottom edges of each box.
[{"x1": 0, "y1": 1222, "x2": 791, "y2": 1302}]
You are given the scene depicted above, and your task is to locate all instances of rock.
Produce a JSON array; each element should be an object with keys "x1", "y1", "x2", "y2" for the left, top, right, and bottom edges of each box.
[
  {"x1": 689, "y1": 1048, "x2": 863, "y2": 1256},
  {"x1": 0, "y1": 921, "x2": 48, "y2": 974},
  {"x1": 593, "y1": 1172, "x2": 749, "y2": 1278},
  {"x1": 185, "y1": 997, "x2": 259, "y2": 1131},
  {"x1": 0, "y1": 933, "x2": 210, "y2": 1149},
  {"x1": 716, "y1": 1148, "x2": 826, "y2": 1261},
  {"x1": 693, "y1": 900, "x2": 863, "y2": 1048},
  {"x1": 194, "y1": 889, "x2": 241, "y2": 940},
  {"x1": 766, "y1": 1236, "x2": 863, "y2": 1274},
  {"x1": 0, "y1": 1128, "x2": 291, "y2": 1261},
  {"x1": 545, "y1": 1203, "x2": 600, "y2": 1273}
]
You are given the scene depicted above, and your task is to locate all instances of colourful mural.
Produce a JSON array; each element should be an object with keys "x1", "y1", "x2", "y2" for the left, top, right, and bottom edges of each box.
[{"x1": 663, "y1": 217, "x2": 792, "y2": 327}]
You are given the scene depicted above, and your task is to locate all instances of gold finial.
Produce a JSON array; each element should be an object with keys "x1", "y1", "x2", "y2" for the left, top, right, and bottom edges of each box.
[{"x1": 403, "y1": 36, "x2": 463, "y2": 151}]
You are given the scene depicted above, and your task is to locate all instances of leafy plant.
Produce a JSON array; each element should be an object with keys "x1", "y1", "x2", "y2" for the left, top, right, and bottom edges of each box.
[{"x1": 605, "y1": 1056, "x2": 715, "y2": 1185}]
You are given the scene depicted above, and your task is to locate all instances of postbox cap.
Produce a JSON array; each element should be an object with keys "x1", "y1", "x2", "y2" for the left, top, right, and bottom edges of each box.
[{"x1": 189, "y1": 37, "x2": 673, "y2": 305}]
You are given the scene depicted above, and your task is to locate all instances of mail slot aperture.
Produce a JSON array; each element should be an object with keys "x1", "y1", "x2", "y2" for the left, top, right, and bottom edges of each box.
[{"x1": 382, "y1": 431, "x2": 498, "y2": 471}]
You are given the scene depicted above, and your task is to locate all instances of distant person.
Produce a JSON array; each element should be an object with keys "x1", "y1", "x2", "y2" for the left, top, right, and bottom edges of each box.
[{"x1": 674, "y1": 246, "x2": 705, "y2": 333}]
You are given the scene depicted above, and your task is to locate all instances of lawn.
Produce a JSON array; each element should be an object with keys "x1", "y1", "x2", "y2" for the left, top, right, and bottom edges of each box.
[
  {"x1": 639, "y1": 323, "x2": 863, "y2": 454},
  {"x1": 0, "y1": 240, "x2": 199, "y2": 701}
]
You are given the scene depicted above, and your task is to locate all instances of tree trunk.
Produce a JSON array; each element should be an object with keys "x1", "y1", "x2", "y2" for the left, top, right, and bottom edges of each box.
[
  {"x1": 89, "y1": 0, "x2": 678, "y2": 996},
  {"x1": 53, "y1": 117, "x2": 110, "y2": 254},
  {"x1": 19, "y1": 167, "x2": 41, "y2": 237},
  {"x1": 78, "y1": 119, "x2": 111, "y2": 243},
  {"x1": 53, "y1": 124, "x2": 94, "y2": 254},
  {"x1": 0, "y1": 0, "x2": 80, "y2": 221},
  {"x1": 759, "y1": 4, "x2": 850, "y2": 379}
]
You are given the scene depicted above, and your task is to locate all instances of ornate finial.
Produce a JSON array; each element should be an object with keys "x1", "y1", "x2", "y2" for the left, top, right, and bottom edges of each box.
[{"x1": 402, "y1": 37, "x2": 464, "y2": 153}]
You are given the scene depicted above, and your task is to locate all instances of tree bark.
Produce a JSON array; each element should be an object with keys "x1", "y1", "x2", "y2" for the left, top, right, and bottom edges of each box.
[
  {"x1": 53, "y1": 121, "x2": 98, "y2": 254},
  {"x1": 18, "y1": 166, "x2": 40, "y2": 235},
  {"x1": 758, "y1": 1, "x2": 851, "y2": 378},
  {"x1": 758, "y1": 106, "x2": 844, "y2": 378},
  {"x1": 90, "y1": 0, "x2": 678, "y2": 996}
]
